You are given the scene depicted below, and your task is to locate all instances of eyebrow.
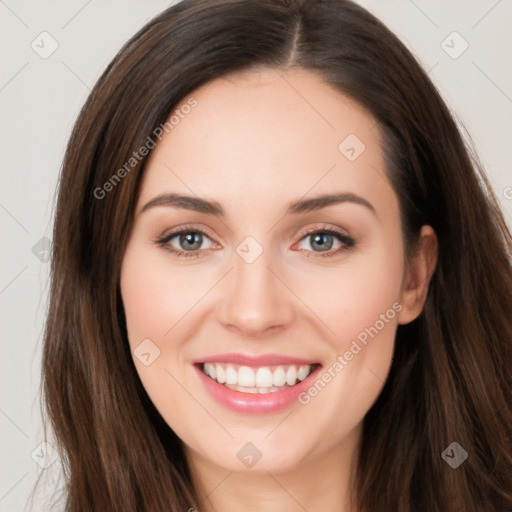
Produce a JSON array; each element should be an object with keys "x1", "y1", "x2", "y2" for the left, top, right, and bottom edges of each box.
[{"x1": 140, "y1": 192, "x2": 376, "y2": 217}]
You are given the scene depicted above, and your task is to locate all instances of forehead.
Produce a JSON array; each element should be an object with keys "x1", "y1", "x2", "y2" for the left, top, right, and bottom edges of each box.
[{"x1": 139, "y1": 67, "x2": 395, "y2": 219}]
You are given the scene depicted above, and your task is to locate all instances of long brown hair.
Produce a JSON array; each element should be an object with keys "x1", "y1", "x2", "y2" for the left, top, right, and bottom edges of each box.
[{"x1": 35, "y1": 0, "x2": 512, "y2": 510}]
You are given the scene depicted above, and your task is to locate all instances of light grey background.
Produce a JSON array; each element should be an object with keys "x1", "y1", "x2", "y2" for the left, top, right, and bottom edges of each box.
[{"x1": 1, "y1": 1, "x2": 511, "y2": 510}]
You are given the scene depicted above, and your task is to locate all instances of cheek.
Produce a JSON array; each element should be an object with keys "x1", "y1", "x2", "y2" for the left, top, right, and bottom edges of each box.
[
  {"x1": 120, "y1": 246, "x2": 203, "y2": 427},
  {"x1": 292, "y1": 250, "x2": 403, "y2": 433},
  {"x1": 120, "y1": 246, "x2": 206, "y2": 343},
  {"x1": 303, "y1": 242, "x2": 405, "y2": 351}
]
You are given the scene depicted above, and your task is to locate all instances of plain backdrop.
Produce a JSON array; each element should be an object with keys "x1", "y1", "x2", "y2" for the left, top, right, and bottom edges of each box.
[{"x1": 1, "y1": 0, "x2": 511, "y2": 510}]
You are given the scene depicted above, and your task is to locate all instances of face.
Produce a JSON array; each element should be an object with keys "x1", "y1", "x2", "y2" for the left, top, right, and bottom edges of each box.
[{"x1": 120, "y1": 67, "x2": 430, "y2": 477}]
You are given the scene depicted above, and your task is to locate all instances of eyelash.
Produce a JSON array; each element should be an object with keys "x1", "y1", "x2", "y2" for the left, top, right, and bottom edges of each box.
[{"x1": 153, "y1": 224, "x2": 356, "y2": 259}]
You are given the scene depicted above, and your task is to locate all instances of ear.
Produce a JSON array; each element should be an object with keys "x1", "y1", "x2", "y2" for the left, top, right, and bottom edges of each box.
[{"x1": 397, "y1": 225, "x2": 438, "y2": 325}]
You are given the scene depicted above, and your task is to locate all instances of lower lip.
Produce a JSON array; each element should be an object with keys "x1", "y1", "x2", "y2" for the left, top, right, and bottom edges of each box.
[{"x1": 194, "y1": 364, "x2": 322, "y2": 414}]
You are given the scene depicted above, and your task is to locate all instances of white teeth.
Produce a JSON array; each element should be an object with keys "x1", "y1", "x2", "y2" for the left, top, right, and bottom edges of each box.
[
  {"x1": 204, "y1": 363, "x2": 216, "y2": 380},
  {"x1": 297, "y1": 365, "x2": 310, "y2": 381},
  {"x1": 215, "y1": 364, "x2": 226, "y2": 384},
  {"x1": 225, "y1": 366, "x2": 238, "y2": 385},
  {"x1": 238, "y1": 366, "x2": 255, "y2": 387},
  {"x1": 241, "y1": 387, "x2": 258, "y2": 394},
  {"x1": 286, "y1": 365, "x2": 298, "y2": 386},
  {"x1": 255, "y1": 367, "x2": 273, "y2": 388},
  {"x1": 224, "y1": 384, "x2": 289, "y2": 394},
  {"x1": 202, "y1": 362, "x2": 316, "y2": 393},
  {"x1": 272, "y1": 367, "x2": 286, "y2": 387}
]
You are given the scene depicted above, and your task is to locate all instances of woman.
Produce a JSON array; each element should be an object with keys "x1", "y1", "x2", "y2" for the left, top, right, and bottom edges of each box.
[{"x1": 36, "y1": 0, "x2": 512, "y2": 510}]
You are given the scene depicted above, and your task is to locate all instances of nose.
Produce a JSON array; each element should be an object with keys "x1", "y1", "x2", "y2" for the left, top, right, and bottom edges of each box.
[{"x1": 216, "y1": 247, "x2": 295, "y2": 338}]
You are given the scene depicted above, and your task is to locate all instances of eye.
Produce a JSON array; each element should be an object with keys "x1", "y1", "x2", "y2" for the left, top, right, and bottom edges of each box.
[
  {"x1": 293, "y1": 226, "x2": 356, "y2": 258},
  {"x1": 154, "y1": 226, "x2": 216, "y2": 258},
  {"x1": 154, "y1": 224, "x2": 356, "y2": 259}
]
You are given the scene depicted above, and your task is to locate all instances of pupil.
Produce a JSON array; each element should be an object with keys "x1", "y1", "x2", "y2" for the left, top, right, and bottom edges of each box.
[
  {"x1": 181, "y1": 232, "x2": 202, "y2": 250},
  {"x1": 312, "y1": 233, "x2": 333, "y2": 251}
]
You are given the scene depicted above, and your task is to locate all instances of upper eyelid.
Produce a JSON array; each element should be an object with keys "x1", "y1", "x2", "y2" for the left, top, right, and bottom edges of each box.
[{"x1": 159, "y1": 225, "x2": 215, "y2": 243}]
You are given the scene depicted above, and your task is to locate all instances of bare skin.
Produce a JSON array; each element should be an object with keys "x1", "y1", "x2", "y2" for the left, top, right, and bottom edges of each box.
[{"x1": 120, "y1": 67, "x2": 437, "y2": 512}]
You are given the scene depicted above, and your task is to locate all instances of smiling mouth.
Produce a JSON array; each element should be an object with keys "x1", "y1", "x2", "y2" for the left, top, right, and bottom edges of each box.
[{"x1": 199, "y1": 362, "x2": 322, "y2": 394}]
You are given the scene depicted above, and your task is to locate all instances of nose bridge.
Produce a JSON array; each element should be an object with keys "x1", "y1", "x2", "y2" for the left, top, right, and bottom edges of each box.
[{"x1": 217, "y1": 235, "x2": 294, "y2": 335}]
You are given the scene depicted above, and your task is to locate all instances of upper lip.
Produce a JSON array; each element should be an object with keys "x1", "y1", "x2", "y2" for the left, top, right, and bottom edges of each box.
[{"x1": 193, "y1": 353, "x2": 321, "y2": 367}]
